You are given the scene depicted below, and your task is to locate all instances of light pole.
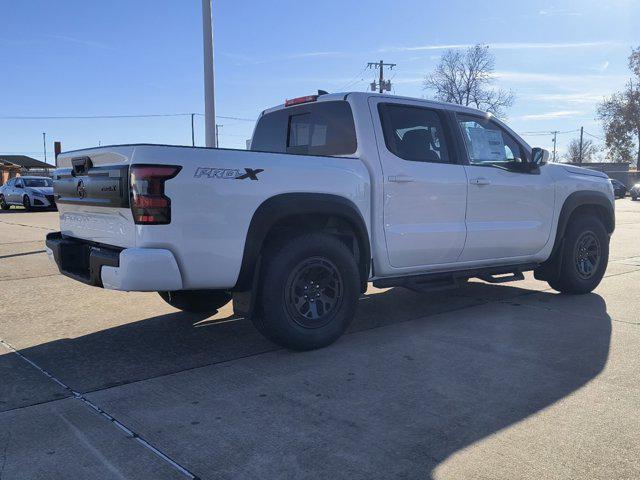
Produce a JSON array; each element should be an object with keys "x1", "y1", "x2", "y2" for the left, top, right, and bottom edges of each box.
[
  {"x1": 42, "y1": 132, "x2": 47, "y2": 163},
  {"x1": 202, "y1": 0, "x2": 216, "y2": 148}
]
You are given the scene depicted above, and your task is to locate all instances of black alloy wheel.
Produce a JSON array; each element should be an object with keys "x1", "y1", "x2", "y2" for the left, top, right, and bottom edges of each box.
[{"x1": 284, "y1": 257, "x2": 343, "y2": 329}]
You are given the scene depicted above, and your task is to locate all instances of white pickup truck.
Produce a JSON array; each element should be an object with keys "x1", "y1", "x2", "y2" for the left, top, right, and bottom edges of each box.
[{"x1": 47, "y1": 92, "x2": 615, "y2": 350}]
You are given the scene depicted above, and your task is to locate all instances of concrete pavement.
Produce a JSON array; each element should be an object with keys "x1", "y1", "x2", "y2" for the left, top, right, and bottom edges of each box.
[{"x1": 1, "y1": 200, "x2": 639, "y2": 479}]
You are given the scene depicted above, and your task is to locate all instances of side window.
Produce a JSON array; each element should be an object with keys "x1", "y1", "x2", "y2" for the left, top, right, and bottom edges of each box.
[
  {"x1": 379, "y1": 104, "x2": 452, "y2": 163},
  {"x1": 15, "y1": 179, "x2": 22, "y2": 187},
  {"x1": 457, "y1": 114, "x2": 527, "y2": 166}
]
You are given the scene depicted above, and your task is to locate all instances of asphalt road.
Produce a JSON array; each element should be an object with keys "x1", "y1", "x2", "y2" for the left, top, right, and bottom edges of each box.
[{"x1": 1, "y1": 201, "x2": 639, "y2": 479}]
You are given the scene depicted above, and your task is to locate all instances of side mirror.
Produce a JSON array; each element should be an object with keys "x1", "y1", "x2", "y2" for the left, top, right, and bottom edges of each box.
[{"x1": 531, "y1": 147, "x2": 549, "y2": 166}]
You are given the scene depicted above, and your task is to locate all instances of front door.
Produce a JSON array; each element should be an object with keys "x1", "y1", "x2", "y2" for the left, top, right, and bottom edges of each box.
[
  {"x1": 372, "y1": 99, "x2": 468, "y2": 268},
  {"x1": 455, "y1": 113, "x2": 555, "y2": 262}
]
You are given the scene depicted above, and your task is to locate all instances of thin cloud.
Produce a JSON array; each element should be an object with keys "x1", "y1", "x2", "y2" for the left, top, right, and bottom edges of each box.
[
  {"x1": 492, "y1": 70, "x2": 626, "y2": 84},
  {"x1": 379, "y1": 41, "x2": 618, "y2": 53},
  {"x1": 221, "y1": 50, "x2": 344, "y2": 65},
  {"x1": 539, "y1": 8, "x2": 583, "y2": 16},
  {"x1": 519, "y1": 92, "x2": 605, "y2": 104},
  {"x1": 593, "y1": 60, "x2": 610, "y2": 71},
  {"x1": 517, "y1": 110, "x2": 584, "y2": 121},
  {"x1": 42, "y1": 33, "x2": 114, "y2": 50}
]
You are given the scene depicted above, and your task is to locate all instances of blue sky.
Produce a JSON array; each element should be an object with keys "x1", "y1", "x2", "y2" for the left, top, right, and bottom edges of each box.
[{"x1": 1, "y1": 0, "x2": 638, "y2": 163}]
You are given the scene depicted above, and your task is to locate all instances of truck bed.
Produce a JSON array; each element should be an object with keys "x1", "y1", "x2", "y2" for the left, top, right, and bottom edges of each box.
[{"x1": 54, "y1": 144, "x2": 371, "y2": 289}]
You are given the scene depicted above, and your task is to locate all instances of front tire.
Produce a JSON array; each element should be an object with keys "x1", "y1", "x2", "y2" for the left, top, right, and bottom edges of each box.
[
  {"x1": 548, "y1": 215, "x2": 609, "y2": 294},
  {"x1": 253, "y1": 232, "x2": 360, "y2": 351},
  {"x1": 22, "y1": 195, "x2": 32, "y2": 211},
  {"x1": 0, "y1": 195, "x2": 9, "y2": 210},
  {"x1": 158, "y1": 290, "x2": 231, "y2": 314}
]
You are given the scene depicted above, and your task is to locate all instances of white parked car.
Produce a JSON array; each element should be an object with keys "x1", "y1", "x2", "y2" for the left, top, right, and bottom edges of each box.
[
  {"x1": 0, "y1": 176, "x2": 56, "y2": 210},
  {"x1": 46, "y1": 92, "x2": 615, "y2": 350}
]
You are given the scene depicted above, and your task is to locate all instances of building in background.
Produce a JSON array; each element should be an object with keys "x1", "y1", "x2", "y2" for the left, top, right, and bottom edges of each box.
[{"x1": 0, "y1": 155, "x2": 54, "y2": 185}]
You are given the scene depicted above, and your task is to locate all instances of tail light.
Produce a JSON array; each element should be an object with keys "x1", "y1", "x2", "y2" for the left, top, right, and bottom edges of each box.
[{"x1": 130, "y1": 165, "x2": 181, "y2": 225}]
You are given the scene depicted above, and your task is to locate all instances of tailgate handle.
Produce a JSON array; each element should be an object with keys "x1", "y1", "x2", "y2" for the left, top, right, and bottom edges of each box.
[{"x1": 71, "y1": 156, "x2": 93, "y2": 176}]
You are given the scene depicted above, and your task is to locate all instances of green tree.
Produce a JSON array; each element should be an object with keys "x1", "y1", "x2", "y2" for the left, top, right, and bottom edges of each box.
[{"x1": 597, "y1": 47, "x2": 640, "y2": 165}]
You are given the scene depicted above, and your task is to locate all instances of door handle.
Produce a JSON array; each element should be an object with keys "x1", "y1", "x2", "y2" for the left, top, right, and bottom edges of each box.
[
  {"x1": 388, "y1": 175, "x2": 417, "y2": 183},
  {"x1": 470, "y1": 177, "x2": 491, "y2": 186}
]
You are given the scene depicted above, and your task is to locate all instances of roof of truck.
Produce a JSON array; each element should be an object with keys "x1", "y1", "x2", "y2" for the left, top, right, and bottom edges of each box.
[{"x1": 261, "y1": 91, "x2": 493, "y2": 118}]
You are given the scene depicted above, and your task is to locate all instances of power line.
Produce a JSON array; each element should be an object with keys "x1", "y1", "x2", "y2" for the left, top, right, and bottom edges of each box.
[
  {"x1": 520, "y1": 129, "x2": 579, "y2": 135},
  {"x1": 584, "y1": 131, "x2": 604, "y2": 140},
  {"x1": 339, "y1": 66, "x2": 369, "y2": 91},
  {"x1": 0, "y1": 113, "x2": 255, "y2": 122}
]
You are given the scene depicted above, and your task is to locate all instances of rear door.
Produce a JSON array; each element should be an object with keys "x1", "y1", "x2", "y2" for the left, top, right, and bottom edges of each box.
[
  {"x1": 370, "y1": 98, "x2": 468, "y2": 268},
  {"x1": 455, "y1": 113, "x2": 555, "y2": 261}
]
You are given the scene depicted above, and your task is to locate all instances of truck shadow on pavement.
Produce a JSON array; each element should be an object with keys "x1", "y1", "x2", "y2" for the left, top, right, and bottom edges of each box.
[{"x1": 5, "y1": 283, "x2": 612, "y2": 479}]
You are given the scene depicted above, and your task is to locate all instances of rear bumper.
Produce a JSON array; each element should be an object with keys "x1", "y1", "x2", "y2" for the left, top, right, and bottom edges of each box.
[{"x1": 45, "y1": 232, "x2": 182, "y2": 291}]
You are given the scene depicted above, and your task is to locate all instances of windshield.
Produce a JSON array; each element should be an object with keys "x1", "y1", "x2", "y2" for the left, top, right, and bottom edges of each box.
[{"x1": 23, "y1": 178, "x2": 52, "y2": 187}]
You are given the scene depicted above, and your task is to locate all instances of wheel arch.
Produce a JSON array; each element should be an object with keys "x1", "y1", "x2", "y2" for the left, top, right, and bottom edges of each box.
[
  {"x1": 535, "y1": 190, "x2": 614, "y2": 281},
  {"x1": 555, "y1": 191, "x2": 615, "y2": 249},
  {"x1": 234, "y1": 193, "x2": 371, "y2": 292}
]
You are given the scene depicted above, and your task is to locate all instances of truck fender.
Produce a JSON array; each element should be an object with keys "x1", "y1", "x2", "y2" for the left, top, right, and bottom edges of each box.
[
  {"x1": 233, "y1": 193, "x2": 371, "y2": 293},
  {"x1": 534, "y1": 190, "x2": 614, "y2": 281}
]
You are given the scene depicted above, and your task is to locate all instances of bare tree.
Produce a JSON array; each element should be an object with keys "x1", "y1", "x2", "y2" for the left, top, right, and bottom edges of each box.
[
  {"x1": 563, "y1": 138, "x2": 600, "y2": 163},
  {"x1": 597, "y1": 46, "x2": 640, "y2": 166},
  {"x1": 424, "y1": 44, "x2": 514, "y2": 117}
]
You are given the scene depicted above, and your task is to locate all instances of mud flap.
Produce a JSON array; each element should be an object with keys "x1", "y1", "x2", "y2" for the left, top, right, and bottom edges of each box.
[
  {"x1": 534, "y1": 239, "x2": 565, "y2": 282},
  {"x1": 232, "y1": 255, "x2": 262, "y2": 320}
]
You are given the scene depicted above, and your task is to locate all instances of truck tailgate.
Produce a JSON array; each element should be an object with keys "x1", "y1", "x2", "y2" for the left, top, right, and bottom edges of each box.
[{"x1": 54, "y1": 147, "x2": 136, "y2": 248}]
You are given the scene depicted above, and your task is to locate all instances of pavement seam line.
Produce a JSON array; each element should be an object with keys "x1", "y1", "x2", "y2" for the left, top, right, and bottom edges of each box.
[
  {"x1": 0, "y1": 273, "x2": 60, "y2": 283},
  {"x1": 0, "y1": 250, "x2": 46, "y2": 260},
  {"x1": 0, "y1": 219, "x2": 55, "y2": 231},
  {"x1": 0, "y1": 338, "x2": 201, "y2": 480}
]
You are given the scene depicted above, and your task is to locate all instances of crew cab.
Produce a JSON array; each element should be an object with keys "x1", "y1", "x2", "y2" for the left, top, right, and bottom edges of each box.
[{"x1": 46, "y1": 92, "x2": 615, "y2": 350}]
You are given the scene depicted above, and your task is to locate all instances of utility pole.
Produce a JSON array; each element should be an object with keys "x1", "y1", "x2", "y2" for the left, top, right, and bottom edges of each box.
[
  {"x1": 42, "y1": 132, "x2": 47, "y2": 163},
  {"x1": 191, "y1": 113, "x2": 196, "y2": 147},
  {"x1": 202, "y1": 0, "x2": 216, "y2": 147},
  {"x1": 578, "y1": 126, "x2": 584, "y2": 164},
  {"x1": 551, "y1": 130, "x2": 558, "y2": 163},
  {"x1": 54, "y1": 141, "x2": 61, "y2": 168},
  {"x1": 215, "y1": 124, "x2": 222, "y2": 147},
  {"x1": 367, "y1": 60, "x2": 396, "y2": 93}
]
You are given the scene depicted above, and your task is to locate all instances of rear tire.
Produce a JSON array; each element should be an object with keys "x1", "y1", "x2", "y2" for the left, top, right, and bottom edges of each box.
[
  {"x1": 548, "y1": 215, "x2": 609, "y2": 294},
  {"x1": 632, "y1": 194, "x2": 638, "y2": 201},
  {"x1": 0, "y1": 195, "x2": 9, "y2": 210},
  {"x1": 22, "y1": 195, "x2": 32, "y2": 211},
  {"x1": 158, "y1": 290, "x2": 231, "y2": 314},
  {"x1": 253, "y1": 232, "x2": 360, "y2": 351}
]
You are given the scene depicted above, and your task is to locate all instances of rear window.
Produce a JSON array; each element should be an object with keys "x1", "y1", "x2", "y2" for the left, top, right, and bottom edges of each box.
[{"x1": 251, "y1": 100, "x2": 357, "y2": 156}]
